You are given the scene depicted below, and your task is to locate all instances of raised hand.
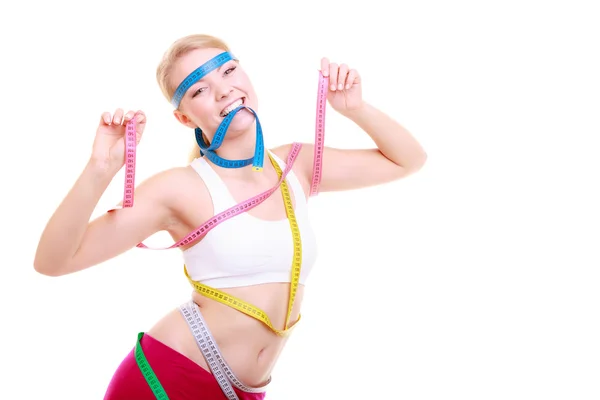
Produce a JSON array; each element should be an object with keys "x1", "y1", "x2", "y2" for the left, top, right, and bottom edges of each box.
[
  {"x1": 320, "y1": 58, "x2": 364, "y2": 116},
  {"x1": 91, "y1": 108, "x2": 146, "y2": 170}
]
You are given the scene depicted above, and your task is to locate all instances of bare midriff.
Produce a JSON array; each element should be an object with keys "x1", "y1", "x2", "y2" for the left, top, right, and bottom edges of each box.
[{"x1": 147, "y1": 282, "x2": 305, "y2": 388}]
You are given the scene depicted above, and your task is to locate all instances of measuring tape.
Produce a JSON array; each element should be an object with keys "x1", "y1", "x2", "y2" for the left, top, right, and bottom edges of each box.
[
  {"x1": 311, "y1": 70, "x2": 327, "y2": 196},
  {"x1": 132, "y1": 149, "x2": 301, "y2": 399},
  {"x1": 135, "y1": 299, "x2": 272, "y2": 400},
  {"x1": 111, "y1": 72, "x2": 327, "y2": 247},
  {"x1": 180, "y1": 302, "x2": 240, "y2": 400},
  {"x1": 195, "y1": 104, "x2": 265, "y2": 171},
  {"x1": 183, "y1": 148, "x2": 302, "y2": 337},
  {"x1": 120, "y1": 120, "x2": 137, "y2": 207},
  {"x1": 134, "y1": 332, "x2": 170, "y2": 399},
  {"x1": 172, "y1": 51, "x2": 268, "y2": 172},
  {"x1": 182, "y1": 299, "x2": 269, "y2": 398},
  {"x1": 115, "y1": 65, "x2": 327, "y2": 397},
  {"x1": 120, "y1": 142, "x2": 300, "y2": 251},
  {"x1": 182, "y1": 300, "x2": 269, "y2": 394}
]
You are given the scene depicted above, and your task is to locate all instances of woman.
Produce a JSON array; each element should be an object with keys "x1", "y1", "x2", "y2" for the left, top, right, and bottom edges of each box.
[{"x1": 34, "y1": 33, "x2": 427, "y2": 399}]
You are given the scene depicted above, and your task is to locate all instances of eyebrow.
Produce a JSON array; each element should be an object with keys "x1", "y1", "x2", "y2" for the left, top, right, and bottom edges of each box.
[
  {"x1": 217, "y1": 60, "x2": 234, "y2": 72},
  {"x1": 188, "y1": 61, "x2": 232, "y2": 94}
]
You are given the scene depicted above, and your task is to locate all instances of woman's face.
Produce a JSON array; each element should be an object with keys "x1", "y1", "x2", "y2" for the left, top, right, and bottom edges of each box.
[{"x1": 171, "y1": 47, "x2": 258, "y2": 140}]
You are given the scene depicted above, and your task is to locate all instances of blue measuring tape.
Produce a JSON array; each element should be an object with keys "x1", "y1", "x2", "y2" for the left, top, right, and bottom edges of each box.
[
  {"x1": 172, "y1": 51, "x2": 264, "y2": 171},
  {"x1": 195, "y1": 105, "x2": 264, "y2": 171}
]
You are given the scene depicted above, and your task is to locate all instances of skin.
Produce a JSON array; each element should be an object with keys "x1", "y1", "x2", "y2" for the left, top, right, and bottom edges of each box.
[{"x1": 33, "y1": 46, "x2": 427, "y2": 388}]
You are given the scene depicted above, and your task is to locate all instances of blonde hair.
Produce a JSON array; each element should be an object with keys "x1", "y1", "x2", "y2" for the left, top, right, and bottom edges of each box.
[{"x1": 156, "y1": 34, "x2": 232, "y2": 163}]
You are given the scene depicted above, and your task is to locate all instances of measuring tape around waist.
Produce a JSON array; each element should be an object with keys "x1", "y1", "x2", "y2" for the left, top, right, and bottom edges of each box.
[
  {"x1": 126, "y1": 70, "x2": 326, "y2": 398},
  {"x1": 136, "y1": 299, "x2": 271, "y2": 400}
]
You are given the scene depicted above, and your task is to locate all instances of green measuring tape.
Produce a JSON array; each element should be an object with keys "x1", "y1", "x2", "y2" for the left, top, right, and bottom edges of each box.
[{"x1": 135, "y1": 332, "x2": 170, "y2": 399}]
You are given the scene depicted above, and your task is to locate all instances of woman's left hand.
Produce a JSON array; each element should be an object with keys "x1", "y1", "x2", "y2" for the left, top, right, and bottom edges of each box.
[{"x1": 321, "y1": 57, "x2": 364, "y2": 116}]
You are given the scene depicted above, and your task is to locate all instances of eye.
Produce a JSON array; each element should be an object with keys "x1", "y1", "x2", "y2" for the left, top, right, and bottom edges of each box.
[
  {"x1": 192, "y1": 87, "x2": 206, "y2": 97},
  {"x1": 224, "y1": 66, "x2": 236, "y2": 75}
]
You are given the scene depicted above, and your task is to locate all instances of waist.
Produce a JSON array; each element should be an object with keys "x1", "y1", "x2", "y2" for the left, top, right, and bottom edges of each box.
[{"x1": 148, "y1": 283, "x2": 304, "y2": 387}]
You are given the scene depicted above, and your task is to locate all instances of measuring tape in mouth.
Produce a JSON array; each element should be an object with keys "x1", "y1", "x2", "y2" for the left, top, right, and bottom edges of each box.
[
  {"x1": 195, "y1": 104, "x2": 265, "y2": 171},
  {"x1": 173, "y1": 50, "x2": 267, "y2": 171},
  {"x1": 111, "y1": 54, "x2": 328, "y2": 396}
]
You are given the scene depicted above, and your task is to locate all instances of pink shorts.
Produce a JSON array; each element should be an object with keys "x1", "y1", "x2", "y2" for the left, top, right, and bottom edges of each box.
[{"x1": 104, "y1": 333, "x2": 266, "y2": 400}]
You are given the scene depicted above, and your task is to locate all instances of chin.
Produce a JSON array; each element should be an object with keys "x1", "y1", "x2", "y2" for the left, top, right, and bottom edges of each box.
[{"x1": 229, "y1": 111, "x2": 257, "y2": 131}]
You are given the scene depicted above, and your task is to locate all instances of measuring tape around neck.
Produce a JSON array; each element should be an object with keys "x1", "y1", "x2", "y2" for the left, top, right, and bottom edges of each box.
[
  {"x1": 195, "y1": 105, "x2": 265, "y2": 171},
  {"x1": 117, "y1": 70, "x2": 327, "y2": 398},
  {"x1": 111, "y1": 71, "x2": 327, "y2": 243}
]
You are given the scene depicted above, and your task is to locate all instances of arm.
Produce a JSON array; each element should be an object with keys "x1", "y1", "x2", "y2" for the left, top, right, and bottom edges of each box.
[
  {"x1": 34, "y1": 108, "x2": 177, "y2": 277},
  {"x1": 33, "y1": 159, "x2": 176, "y2": 277},
  {"x1": 297, "y1": 59, "x2": 427, "y2": 193}
]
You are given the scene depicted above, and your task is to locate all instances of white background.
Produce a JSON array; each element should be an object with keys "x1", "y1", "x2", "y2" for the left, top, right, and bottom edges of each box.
[{"x1": 1, "y1": 0, "x2": 599, "y2": 399}]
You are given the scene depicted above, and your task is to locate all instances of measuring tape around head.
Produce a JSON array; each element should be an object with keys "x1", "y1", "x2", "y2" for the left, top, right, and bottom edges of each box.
[
  {"x1": 110, "y1": 70, "x2": 326, "y2": 326},
  {"x1": 115, "y1": 63, "x2": 327, "y2": 396},
  {"x1": 110, "y1": 69, "x2": 327, "y2": 244},
  {"x1": 172, "y1": 51, "x2": 262, "y2": 172}
]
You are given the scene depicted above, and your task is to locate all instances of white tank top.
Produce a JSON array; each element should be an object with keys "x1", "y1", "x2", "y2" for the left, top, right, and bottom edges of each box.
[{"x1": 182, "y1": 150, "x2": 318, "y2": 288}]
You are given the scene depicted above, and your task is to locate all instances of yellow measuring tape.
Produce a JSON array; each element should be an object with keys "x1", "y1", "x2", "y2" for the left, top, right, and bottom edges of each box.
[{"x1": 184, "y1": 152, "x2": 302, "y2": 337}]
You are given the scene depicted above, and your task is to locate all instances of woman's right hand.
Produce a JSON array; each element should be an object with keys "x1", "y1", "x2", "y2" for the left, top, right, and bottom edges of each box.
[{"x1": 90, "y1": 108, "x2": 147, "y2": 170}]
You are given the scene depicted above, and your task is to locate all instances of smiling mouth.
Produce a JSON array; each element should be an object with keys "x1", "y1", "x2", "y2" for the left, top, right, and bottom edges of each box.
[{"x1": 220, "y1": 97, "x2": 246, "y2": 117}]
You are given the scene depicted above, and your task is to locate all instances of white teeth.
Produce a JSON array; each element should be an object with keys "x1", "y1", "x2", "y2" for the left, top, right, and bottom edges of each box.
[{"x1": 221, "y1": 99, "x2": 244, "y2": 117}]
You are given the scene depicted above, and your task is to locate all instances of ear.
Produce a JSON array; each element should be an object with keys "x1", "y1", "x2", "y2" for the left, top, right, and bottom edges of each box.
[{"x1": 173, "y1": 109, "x2": 197, "y2": 129}]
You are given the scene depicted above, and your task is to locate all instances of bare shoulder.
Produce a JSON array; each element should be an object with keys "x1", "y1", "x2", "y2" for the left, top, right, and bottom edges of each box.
[
  {"x1": 136, "y1": 166, "x2": 192, "y2": 203},
  {"x1": 140, "y1": 163, "x2": 209, "y2": 211},
  {"x1": 270, "y1": 142, "x2": 314, "y2": 183}
]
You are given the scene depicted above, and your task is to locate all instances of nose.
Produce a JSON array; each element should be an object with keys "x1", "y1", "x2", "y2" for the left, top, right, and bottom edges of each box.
[{"x1": 215, "y1": 83, "x2": 233, "y2": 100}]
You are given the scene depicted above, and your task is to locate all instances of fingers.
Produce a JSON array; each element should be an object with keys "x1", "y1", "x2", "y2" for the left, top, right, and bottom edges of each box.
[
  {"x1": 346, "y1": 68, "x2": 360, "y2": 89},
  {"x1": 321, "y1": 57, "x2": 330, "y2": 77},
  {"x1": 321, "y1": 57, "x2": 359, "y2": 91},
  {"x1": 328, "y1": 63, "x2": 339, "y2": 91},
  {"x1": 133, "y1": 111, "x2": 147, "y2": 140},
  {"x1": 101, "y1": 112, "x2": 111, "y2": 125},
  {"x1": 124, "y1": 110, "x2": 136, "y2": 123},
  {"x1": 112, "y1": 108, "x2": 124, "y2": 125},
  {"x1": 321, "y1": 57, "x2": 338, "y2": 90},
  {"x1": 337, "y1": 63, "x2": 349, "y2": 90},
  {"x1": 133, "y1": 110, "x2": 146, "y2": 125},
  {"x1": 100, "y1": 109, "x2": 145, "y2": 126}
]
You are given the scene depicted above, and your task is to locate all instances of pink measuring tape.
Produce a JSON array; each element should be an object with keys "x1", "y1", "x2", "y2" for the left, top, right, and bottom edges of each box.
[
  {"x1": 109, "y1": 71, "x2": 328, "y2": 250},
  {"x1": 310, "y1": 71, "x2": 327, "y2": 196}
]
